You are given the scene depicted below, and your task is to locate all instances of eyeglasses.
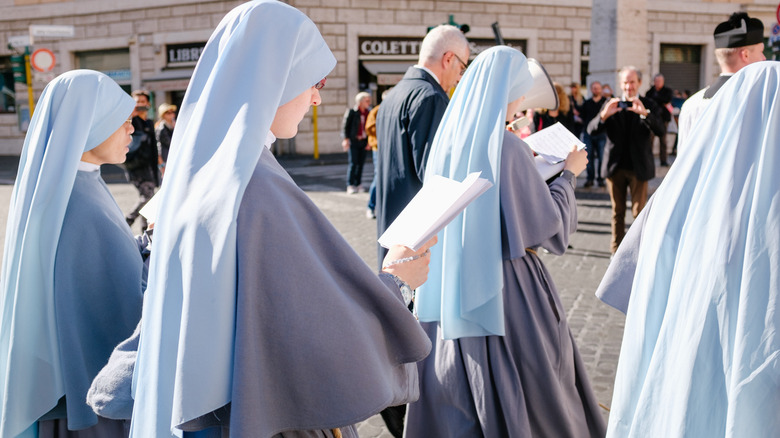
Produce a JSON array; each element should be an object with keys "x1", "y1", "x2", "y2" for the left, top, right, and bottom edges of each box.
[
  {"x1": 452, "y1": 53, "x2": 468, "y2": 76},
  {"x1": 314, "y1": 78, "x2": 327, "y2": 90}
]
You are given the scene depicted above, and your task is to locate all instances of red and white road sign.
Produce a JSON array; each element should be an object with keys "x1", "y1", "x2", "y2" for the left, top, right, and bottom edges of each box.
[{"x1": 30, "y1": 48, "x2": 55, "y2": 73}]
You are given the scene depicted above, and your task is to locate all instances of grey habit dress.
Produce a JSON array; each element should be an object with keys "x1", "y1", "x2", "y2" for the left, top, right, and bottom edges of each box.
[{"x1": 405, "y1": 132, "x2": 606, "y2": 437}]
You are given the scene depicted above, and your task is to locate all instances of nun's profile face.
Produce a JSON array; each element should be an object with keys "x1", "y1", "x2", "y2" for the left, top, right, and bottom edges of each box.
[
  {"x1": 270, "y1": 86, "x2": 322, "y2": 139},
  {"x1": 81, "y1": 119, "x2": 134, "y2": 165}
]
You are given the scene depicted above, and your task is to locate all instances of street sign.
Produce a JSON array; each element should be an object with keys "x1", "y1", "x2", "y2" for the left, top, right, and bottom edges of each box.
[
  {"x1": 28, "y1": 24, "x2": 74, "y2": 44},
  {"x1": 772, "y1": 23, "x2": 780, "y2": 36},
  {"x1": 777, "y1": 2, "x2": 780, "y2": 24},
  {"x1": 31, "y1": 48, "x2": 55, "y2": 73},
  {"x1": 7, "y1": 35, "x2": 31, "y2": 48}
]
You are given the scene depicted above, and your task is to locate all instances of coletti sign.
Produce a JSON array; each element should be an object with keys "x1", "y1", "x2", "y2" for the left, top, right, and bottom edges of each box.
[{"x1": 359, "y1": 37, "x2": 527, "y2": 57}]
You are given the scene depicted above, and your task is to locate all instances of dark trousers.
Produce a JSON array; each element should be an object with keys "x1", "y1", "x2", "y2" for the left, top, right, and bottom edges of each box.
[
  {"x1": 606, "y1": 169, "x2": 648, "y2": 253},
  {"x1": 657, "y1": 122, "x2": 668, "y2": 163},
  {"x1": 126, "y1": 180, "x2": 156, "y2": 231},
  {"x1": 368, "y1": 150, "x2": 378, "y2": 210},
  {"x1": 583, "y1": 132, "x2": 606, "y2": 182},
  {"x1": 346, "y1": 139, "x2": 368, "y2": 187}
]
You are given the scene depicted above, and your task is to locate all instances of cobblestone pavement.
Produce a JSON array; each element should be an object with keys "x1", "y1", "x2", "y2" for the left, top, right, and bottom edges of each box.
[{"x1": 0, "y1": 153, "x2": 670, "y2": 438}]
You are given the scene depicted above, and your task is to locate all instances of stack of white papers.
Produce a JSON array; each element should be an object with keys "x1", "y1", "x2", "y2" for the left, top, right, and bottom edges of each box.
[
  {"x1": 378, "y1": 172, "x2": 493, "y2": 250},
  {"x1": 521, "y1": 122, "x2": 585, "y2": 180}
]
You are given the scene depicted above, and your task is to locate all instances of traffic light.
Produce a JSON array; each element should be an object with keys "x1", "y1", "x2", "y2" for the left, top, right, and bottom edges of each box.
[
  {"x1": 427, "y1": 14, "x2": 470, "y2": 34},
  {"x1": 10, "y1": 54, "x2": 27, "y2": 84}
]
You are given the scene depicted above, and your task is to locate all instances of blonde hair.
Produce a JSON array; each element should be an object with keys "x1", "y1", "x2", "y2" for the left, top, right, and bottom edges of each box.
[{"x1": 554, "y1": 82, "x2": 570, "y2": 114}]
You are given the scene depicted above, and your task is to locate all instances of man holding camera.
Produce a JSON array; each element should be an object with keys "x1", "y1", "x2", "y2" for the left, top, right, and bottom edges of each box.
[{"x1": 587, "y1": 66, "x2": 664, "y2": 254}]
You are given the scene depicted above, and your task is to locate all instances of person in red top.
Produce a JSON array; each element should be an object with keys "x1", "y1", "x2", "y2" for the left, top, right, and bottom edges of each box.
[{"x1": 341, "y1": 91, "x2": 372, "y2": 194}]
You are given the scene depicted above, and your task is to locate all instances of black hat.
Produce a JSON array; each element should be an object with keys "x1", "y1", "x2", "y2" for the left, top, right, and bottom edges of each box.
[{"x1": 714, "y1": 12, "x2": 764, "y2": 49}]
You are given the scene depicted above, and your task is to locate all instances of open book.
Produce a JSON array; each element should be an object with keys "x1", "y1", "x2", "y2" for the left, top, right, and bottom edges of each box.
[
  {"x1": 378, "y1": 172, "x2": 493, "y2": 250},
  {"x1": 522, "y1": 122, "x2": 585, "y2": 180}
]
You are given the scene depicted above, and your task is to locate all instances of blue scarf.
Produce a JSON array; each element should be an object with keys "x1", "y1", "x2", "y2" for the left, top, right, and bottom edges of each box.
[
  {"x1": 416, "y1": 46, "x2": 533, "y2": 339},
  {"x1": 130, "y1": 2, "x2": 336, "y2": 436}
]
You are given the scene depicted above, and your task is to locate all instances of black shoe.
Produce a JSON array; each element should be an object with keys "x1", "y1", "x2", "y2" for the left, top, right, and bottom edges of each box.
[
  {"x1": 660, "y1": 161, "x2": 669, "y2": 167},
  {"x1": 597, "y1": 179, "x2": 605, "y2": 187},
  {"x1": 583, "y1": 180, "x2": 594, "y2": 188}
]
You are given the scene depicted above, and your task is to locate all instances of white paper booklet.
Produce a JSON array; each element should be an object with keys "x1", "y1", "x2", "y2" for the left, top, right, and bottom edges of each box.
[
  {"x1": 378, "y1": 172, "x2": 493, "y2": 250},
  {"x1": 534, "y1": 155, "x2": 566, "y2": 181},
  {"x1": 523, "y1": 122, "x2": 585, "y2": 164},
  {"x1": 139, "y1": 192, "x2": 160, "y2": 224}
]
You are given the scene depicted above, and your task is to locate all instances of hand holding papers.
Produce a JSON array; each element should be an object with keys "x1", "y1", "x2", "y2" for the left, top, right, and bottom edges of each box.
[
  {"x1": 522, "y1": 122, "x2": 586, "y2": 180},
  {"x1": 378, "y1": 172, "x2": 493, "y2": 251}
]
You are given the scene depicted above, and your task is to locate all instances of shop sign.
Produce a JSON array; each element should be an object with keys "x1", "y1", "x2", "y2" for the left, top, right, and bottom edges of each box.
[
  {"x1": 167, "y1": 42, "x2": 206, "y2": 66},
  {"x1": 359, "y1": 36, "x2": 526, "y2": 58},
  {"x1": 360, "y1": 37, "x2": 422, "y2": 57},
  {"x1": 104, "y1": 69, "x2": 131, "y2": 82}
]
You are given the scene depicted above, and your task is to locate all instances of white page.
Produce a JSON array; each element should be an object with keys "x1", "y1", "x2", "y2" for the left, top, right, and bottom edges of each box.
[
  {"x1": 523, "y1": 122, "x2": 585, "y2": 164},
  {"x1": 534, "y1": 155, "x2": 566, "y2": 181},
  {"x1": 378, "y1": 172, "x2": 493, "y2": 250},
  {"x1": 139, "y1": 192, "x2": 160, "y2": 223}
]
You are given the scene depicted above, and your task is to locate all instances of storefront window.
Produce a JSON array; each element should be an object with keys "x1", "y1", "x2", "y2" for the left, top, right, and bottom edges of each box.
[
  {"x1": 76, "y1": 49, "x2": 131, "y2": 93},
  {"x1": 660, "y1": 44, "x2": 701, "y2": 95},
  {"x1": 0, "y1": 57, "x2": 17, "y2": 113}
]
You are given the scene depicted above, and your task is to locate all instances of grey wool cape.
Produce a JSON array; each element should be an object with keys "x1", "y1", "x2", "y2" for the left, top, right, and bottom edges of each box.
[
  {"x1": 91, "y1": 148, "x2": 431, "y2": 437},
  {"x1": 39, "y1": 169, "x2": 144, "y2": 437},
  {"x1": 405, "y1": 133, "x2": 606, "y2": 437}
]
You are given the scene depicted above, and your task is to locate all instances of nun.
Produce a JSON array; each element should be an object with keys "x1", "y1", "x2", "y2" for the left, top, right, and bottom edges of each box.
[
  {"x1": 129, "y1": 2, "x2": 433, "y2": 437},
  {"x1": 598, "y1": 61, "x2": 780, "y2": 437},
  {"x1": 0, "y1": 70, "x2": 145, "y2": 437},
  {"x1": 405, "y1": 46, "x2": 606, "y2": 437}
]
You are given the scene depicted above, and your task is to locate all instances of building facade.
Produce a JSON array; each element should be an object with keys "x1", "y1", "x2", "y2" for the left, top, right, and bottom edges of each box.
[{"x1": 0, "y1": 0, "x2": 777, "y2": 155}]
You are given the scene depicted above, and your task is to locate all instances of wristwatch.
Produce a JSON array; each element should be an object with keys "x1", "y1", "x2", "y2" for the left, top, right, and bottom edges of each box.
[{"x1": 382, "y1": 273, "x2": 414, "y2": 306}]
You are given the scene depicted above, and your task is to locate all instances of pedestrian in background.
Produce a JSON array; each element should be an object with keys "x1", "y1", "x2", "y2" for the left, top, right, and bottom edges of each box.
[
  {"x1": 581, "y1": 81, "x2": 607, "y2": 188},
  {"x1": 406, "y1": 46, "x2": 604, "y2": 438},
  {"x1": 364, "y1": 89, "x2": 389, "y2": 219},
  {"x1": 124, "y1": 90, "x2": 159, "y2": 231},
  {"x1": 587, "y1": 66, "x2": 664, "y2": 254},
  {"x1": 677, "y1": 12, "x2": 765, "y2": 155},
  {"x1": 533, "y1": 82, "x2": 575, "y2": 133},
  {"x1": 341, "y1": 91, "x2": 371, "y2": 194},
  {"x1": 155, "y1": 102, "x2": 176, "y2": 177},
  {"x1": 129, "y1": 2, "x2": 434, "y2": 437},
  {"x1": 0, "y1": 70, "x2": 145, "y2": 438},
  {"x1": 644, "y1": 73, "x2": 673, "y2": 166},
  {"x1": 569, "y1": 81, "x2": 585, "y2": 138},
  {"x1": 375, "y1": 24, "x2": 469, "y2": 274}
]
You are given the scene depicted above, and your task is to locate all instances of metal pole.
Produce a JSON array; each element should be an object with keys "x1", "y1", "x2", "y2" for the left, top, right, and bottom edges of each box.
[
  {"x1": 312, "y1": 105, "x2": 319, "y2": 160},
  {"x1": 24, "y1": 51, "x2": 35, "y2": 116}
]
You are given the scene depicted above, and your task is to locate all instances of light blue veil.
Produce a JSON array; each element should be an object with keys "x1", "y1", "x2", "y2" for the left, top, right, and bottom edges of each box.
[
  {"x1": 129, "y1": 2, "x2": 336, "y2": 436},
  {"x1": 415, "y1": 46, "x2": 533, "y2": 339},
  {"x1": 607, "y1": 61, "x2": 780, "y2": 436},
  {"x1": 0, "y1": 70, "x2": 134, "y2": 437}
]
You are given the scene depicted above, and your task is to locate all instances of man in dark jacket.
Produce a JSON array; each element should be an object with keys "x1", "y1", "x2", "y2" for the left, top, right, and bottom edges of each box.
[
  {"x1": 124, "y1": 90, "x2": 159, "y2": 231},
  {"x1": 588, "y1": 66, "x2": 664, "y2": 254},
  {"x1": 375, "y1": 24, "x2": 469, "y2": 268},
  {"x1": 645, "y1": 73, "x2": 673, "y2": 166},
  {"x1": 373, "y1": 23, "x2": 469, "y2": 437}
]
